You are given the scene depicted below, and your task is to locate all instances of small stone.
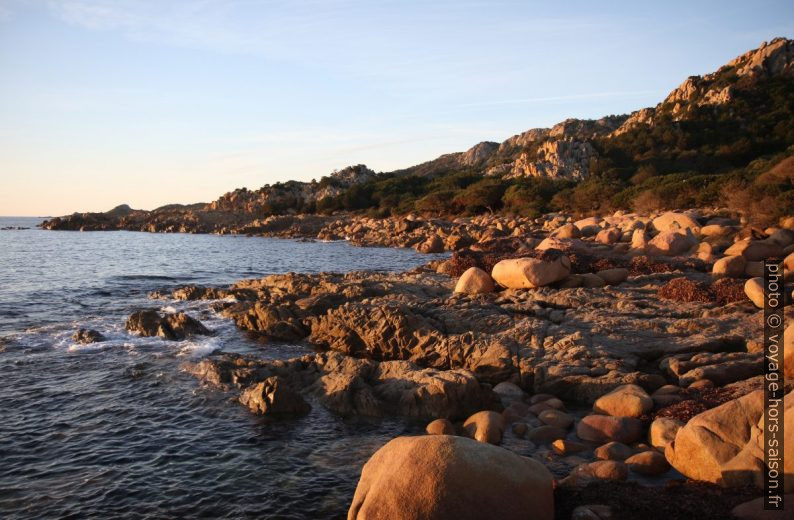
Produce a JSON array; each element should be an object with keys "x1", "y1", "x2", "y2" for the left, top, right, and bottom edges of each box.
[{"x1": 512, "y1": 422, "x2": 528, "y2": 437}]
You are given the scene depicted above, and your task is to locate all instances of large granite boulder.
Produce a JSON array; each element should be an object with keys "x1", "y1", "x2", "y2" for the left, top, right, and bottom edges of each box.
[
  {"x1": 491, "y1": 255, "x2": 571, "y2": 289},
  {"x1": 665, "y1": 389, "x2": 793, "y2": 491},
  {"x1": 348, "y1": 435, "x2": 554, "y2": 520}
]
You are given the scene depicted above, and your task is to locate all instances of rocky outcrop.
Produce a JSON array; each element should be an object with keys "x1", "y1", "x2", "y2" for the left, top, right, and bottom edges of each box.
[
  {"x1": 348, "y1": 435, "x2": 554, "y2": 520},
  {"x1": 125, "y1": 309, "x2": 211, "y2": 340},
  {"x1": 185, "y1": 350, "x2": 498, "y2": 421},
  {"x1": 612, "y1": 37, "x2": 794, "y2": 135},
  {"x1": 507, "y1": 139, "x2": 596, "y2": 181},
  {"x1": 238, "y1": 376, "x2": 311, "y2": 415}
]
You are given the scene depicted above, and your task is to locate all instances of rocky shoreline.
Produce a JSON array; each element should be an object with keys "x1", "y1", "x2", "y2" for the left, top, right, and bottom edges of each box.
[{"x1": 79, "y1": 208, "x2": 793, "y2": 519}]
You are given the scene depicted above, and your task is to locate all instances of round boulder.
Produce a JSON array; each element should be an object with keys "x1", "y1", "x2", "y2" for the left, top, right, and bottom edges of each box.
[
  {"x1": 348, "y1": 435, "x2": 554, "y2": 520},
  {"x1": 593, "y1": 384, "x2": 653, "y2": 418},
  {"x1": 453, "y1": 267, "x2": 495, "y2": 295},
  {"x1": 576, "y1": 415, "x2": 644, "y2": 444},
  {"x1": 463, "y1": 410, "x2": 505, "y2": 445},
  {"x1": 491, "y1": 255, "x2": 571, "y2": 289},
  {"x1": 426, "y1": 418, "x2": 456, "y2": 436}
]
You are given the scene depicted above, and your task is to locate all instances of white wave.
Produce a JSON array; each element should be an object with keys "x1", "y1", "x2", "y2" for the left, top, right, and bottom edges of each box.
[{"x1": 178, "y1": 336, "x2": 221, "y2": 359}]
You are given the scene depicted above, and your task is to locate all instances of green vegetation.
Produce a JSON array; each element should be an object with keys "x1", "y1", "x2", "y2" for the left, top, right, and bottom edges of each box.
[{"x1": 244, "y1": 74, "x2": 794, "y2": 225}]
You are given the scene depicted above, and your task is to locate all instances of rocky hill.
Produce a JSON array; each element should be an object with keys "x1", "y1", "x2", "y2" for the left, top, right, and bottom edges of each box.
[{"x1": 43, "y1": 38, "x2": 794, "y2": 232}]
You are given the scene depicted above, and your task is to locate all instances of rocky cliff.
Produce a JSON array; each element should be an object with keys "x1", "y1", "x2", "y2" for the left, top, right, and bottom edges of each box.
[{"x1": 42, "y1": 37, "x2": 794, "y2": 231}]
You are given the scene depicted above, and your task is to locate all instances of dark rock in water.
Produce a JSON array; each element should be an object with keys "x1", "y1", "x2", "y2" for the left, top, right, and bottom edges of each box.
[
  {"x1": 125, "y1": 309, "x2": 211, "y2": 340},
  {"x1": 72, "y1": 328, "x2": 105, "y2": 344},
  {"x1": 238, "y1": 376, "x2": 311, "y2": 416}
]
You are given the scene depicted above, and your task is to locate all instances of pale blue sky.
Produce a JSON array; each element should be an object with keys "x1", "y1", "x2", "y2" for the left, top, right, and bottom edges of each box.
[{"x1": 1, "y1": 0, "x2": 792, "y2": 216}]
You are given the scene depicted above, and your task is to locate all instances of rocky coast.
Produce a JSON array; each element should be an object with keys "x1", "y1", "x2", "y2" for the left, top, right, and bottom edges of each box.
[{"x1": 111, "y1": 208, "x2": 794, "y2": 519}]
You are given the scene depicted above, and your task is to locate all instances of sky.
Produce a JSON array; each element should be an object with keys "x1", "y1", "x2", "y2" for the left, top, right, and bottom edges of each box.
[{"x1": 0, "y1": 1, "x2": 792, "y2": 216}]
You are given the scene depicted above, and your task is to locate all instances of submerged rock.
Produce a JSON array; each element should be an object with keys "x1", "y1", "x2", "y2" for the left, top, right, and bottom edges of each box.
[
  {"x1": 125, "y1": 309, "x2": 211, "y2": 340},
  {"x1": 72, "y1": 328, "x2": 105, "y2": 344},
  {"x1": 238, "y1": 376, "x2": 310, "y2": 416}
]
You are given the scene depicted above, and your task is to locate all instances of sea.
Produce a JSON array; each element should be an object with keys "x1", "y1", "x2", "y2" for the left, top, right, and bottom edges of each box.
[{"x1": 0, "y1": 216, "x2": 446, "y2": 519}]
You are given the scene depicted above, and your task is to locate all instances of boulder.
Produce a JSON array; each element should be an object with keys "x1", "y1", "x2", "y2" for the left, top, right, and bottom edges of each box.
[
  {"x1": 652, "y1": 212, "x2": 701, "y2": 234},
  {"x1": 492, "y1": 381, "x2": 525, "y2": 404},
  {"x1": 125, "y1": 309, "x2": 211, "y2": 340},
  {"x1": 538, "y1": 409, "x2": 574, "y2": 429},
  {"x1": 238, "y1": 376, "x2": 310, "y2": 415},
  {"x1": 454, "y1": 267, "x2": 495, "y2": 295},
  {"x1": 553, "y1": 223, "x2": 581, "y2": 239},
  {"x1": 712, "y1": 255, "x2": 747, "y2": 278},
  {"x1": 595, "y1": 228, "x2": 621, "y2": 245},
  {"x1": 567, "y1": 460, "x2": 629, "y2": 485},
  {"x1": 576, "y1": 415, "x2": 644, "y2": 444},
  {"x1": 744, "y1": 277, "x2": 766, "y2": 308},
  {"x1": 463, "y1": 410, "x2": 505, "y2": 445},
  {"x1": 551, "y1": 439, "x2": 588, "y2": 455},
  {"x1": 528, "y1": 425, "x2": 568, "y2": 444},
  {"x1": 646, "y1": 230, "x2": 698, "y2": 256},
  {"x1": 426, "y1": 418, "x2": 456, "y2": 435},
  {"x1": 625, "y1": 450, "x2": 670, "y2": 476},
  {"x1": 700, "y1": 224, "x2": 737, "y2": 238},
  {"x1": 594, "y1": 441, "x2": 635, "y2": 461},
  {"x1": 648, "y1": 417, "x2": 683, "y2": 451},
  {"x1": 592, "y1": 384, "x2": 653, "y2": 418},
  {"x1": 725, "y1": 239, "x2": 784, "y2": 261},
  {"x1": 580, "y1": 273, "x2": 607, "y2": 288},
  {"x1": 416, "y1": 235, "x2": 444, "y2": 254},
  {"x1": 348, "y1": 435, "x2": 554, "y2": 520},
  {"x1": 665, "y1": 389, "x2": 793, "y2": 491},
  {"x1": 491, "y1": 255, "x2": 571, "y2": 289}
]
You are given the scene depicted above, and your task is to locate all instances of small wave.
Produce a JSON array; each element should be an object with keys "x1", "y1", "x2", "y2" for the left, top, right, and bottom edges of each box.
[{"x1": 178, "y1": 337, "x2": 221, "y2": 359}]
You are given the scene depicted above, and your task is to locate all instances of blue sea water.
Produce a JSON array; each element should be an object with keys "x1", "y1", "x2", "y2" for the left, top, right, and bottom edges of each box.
[{"x1": 0, "y1": 217, "x2": 444, "y2": 519}]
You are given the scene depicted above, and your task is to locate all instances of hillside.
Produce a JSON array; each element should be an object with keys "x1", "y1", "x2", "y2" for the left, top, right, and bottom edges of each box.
[{"x1": 43, "y1": 38, "x2": 794, "y2": 232}]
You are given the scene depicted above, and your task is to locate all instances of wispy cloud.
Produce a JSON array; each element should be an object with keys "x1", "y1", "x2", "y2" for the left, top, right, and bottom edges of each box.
[{"x1": 455, "y1": 90, "x2": 668, "y2": 108}]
